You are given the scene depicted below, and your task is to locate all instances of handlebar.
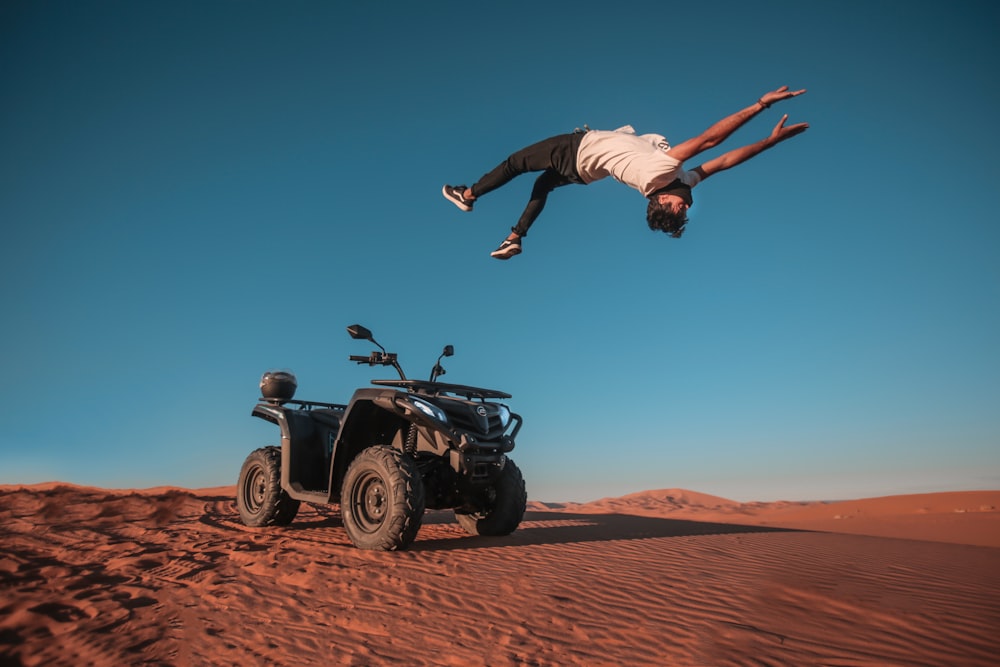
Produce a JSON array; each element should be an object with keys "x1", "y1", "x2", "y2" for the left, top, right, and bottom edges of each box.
[{"x1": 350, "y1": 352, "x2": 398, "y2": 366}]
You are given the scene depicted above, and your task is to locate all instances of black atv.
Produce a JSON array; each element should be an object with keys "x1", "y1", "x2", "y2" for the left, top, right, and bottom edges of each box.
[{"x1": 235, "y1": 324, "x2": 527, "y2": 551}]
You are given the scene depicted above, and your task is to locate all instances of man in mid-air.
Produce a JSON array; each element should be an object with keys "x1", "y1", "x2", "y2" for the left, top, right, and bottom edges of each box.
[{"x1": 443, "y1": 85, "x2": 808, "y2": 259}]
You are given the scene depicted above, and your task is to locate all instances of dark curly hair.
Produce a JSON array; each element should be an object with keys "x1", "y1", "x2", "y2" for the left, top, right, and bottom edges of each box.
[{"x1": 646, "y1": 197, "x2": 689, "y2": 238}]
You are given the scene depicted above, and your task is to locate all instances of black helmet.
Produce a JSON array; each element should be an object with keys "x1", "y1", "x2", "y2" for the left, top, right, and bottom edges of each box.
[{"x1": 260, "y1": 370, "x2": 297, "y2": 403}]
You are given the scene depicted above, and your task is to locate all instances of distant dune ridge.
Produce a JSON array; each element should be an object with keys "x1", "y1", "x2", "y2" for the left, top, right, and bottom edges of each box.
[{"x1": 2, "y1": 484, "x2": 998, "y2": 666}]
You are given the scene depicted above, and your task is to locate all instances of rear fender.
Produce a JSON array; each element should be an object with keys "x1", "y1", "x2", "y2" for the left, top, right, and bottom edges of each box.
[
  {"x1": 251, "y1": 403, "x2": 294, "y2": 491},
  {"x1": 252, "y1": 403, "x2": 334, "y2": 499},
  {"x1": 251, "y1": 402, "x2": 287, "y2": 430}
]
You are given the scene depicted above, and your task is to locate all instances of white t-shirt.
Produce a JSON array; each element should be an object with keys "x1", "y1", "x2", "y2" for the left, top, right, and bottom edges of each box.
[{"x1": 575, "y1": 125, "x2": 702, "y2": 196}]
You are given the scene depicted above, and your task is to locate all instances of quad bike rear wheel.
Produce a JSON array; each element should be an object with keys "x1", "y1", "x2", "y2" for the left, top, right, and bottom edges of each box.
[
  {"x1": 341, "y1": 446, "x2": 426, "y2": 551},
  {"x1": 456, "y1": 458, "x2": 526, "y2": 536},
  {"x1": 236, "y1": 446, "x2": 301, "y2": 527}
]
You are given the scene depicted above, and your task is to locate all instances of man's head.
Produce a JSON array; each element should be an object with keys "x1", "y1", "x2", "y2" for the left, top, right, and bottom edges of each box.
[{"x1": 646, "y1": 180, "x2": 692, "y2": 238}]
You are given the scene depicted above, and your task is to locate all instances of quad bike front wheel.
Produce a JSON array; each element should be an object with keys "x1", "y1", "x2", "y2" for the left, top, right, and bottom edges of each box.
[
  {"x1": 456, "y1": 457, "x2": 527, "y2": 536},
  {"x1": 341, "y1": 446, "x2": 426, "y2": 551},
  {"x1": 236, "y1": 447, "x2": 300, "y2": 527}
]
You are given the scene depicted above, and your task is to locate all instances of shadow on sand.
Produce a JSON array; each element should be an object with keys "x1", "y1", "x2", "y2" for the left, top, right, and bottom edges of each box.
[
  {"x1": 192, "y1": 492, "x2": 799, "y2": 551},
  {"x1": 410, "y1": 510, "x2": 800, "y2": 552}
]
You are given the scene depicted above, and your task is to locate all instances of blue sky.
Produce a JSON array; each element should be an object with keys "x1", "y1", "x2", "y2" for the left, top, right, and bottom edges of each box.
[{"x1": 2, "y1": 0, "x2": 998, "y2": 502}]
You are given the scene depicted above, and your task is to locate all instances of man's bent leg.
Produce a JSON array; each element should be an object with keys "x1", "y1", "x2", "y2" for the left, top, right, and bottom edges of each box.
[{"x1": 511, "y1": 170, "x2": 572, "y2": 237}]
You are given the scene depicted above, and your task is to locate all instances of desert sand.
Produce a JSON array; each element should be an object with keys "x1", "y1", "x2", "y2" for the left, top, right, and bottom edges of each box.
[{"x1": 1, "y1": 484, "x2": 998, "y2": 666}]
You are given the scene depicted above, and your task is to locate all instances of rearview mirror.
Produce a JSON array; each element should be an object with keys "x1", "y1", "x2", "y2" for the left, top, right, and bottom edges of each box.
[
  {"x1": 442, "y1": 345, "x2": 454, "y2": 358},
  {"x1": 347, "y1": 324, "x2": 373, "y2": 341}
]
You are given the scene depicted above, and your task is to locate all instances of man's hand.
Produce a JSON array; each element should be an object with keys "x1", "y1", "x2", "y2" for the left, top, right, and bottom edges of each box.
[
  {"x1": 668, "y1": 85, "x2": 807, "y2": 163},
  {"x1": 758, "y1": 85, "x2": 806, "y2": 108},
  {"x1": 769, "y1": 114, "x2": 809, "y2": 145}
]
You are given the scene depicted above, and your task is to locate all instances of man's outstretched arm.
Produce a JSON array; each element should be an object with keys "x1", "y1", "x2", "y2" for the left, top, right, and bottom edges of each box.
[
  {"x1": 691, "y1": 114, "x2": 809, "y2": 181},
  {"x1": 667, "y1": 86, "x2": 805, "y2": 163}
]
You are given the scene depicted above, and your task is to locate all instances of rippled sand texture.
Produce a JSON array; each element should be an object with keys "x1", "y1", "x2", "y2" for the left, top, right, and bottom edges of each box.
[{"x1": 2, "y1": 485, "x2": 998, "y2": 666}]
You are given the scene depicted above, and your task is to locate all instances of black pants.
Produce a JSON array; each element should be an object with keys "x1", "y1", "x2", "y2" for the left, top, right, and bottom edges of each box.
[{"x1": 469, "y1": 133, "x2": 585, "y2": 237}]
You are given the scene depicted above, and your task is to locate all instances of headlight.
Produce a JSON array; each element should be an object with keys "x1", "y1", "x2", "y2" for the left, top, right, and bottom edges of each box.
[
  {"x1": 411, "y1": 397, "x2": 448, "y2": 423},
  {"x1": 498, "y1": 405, "x2": 511, "y2": 427}
]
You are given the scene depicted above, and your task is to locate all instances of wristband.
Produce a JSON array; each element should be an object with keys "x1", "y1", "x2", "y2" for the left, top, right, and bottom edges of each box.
[{"x1": 757, "y1": 98, "x2": 771, "y2": 109}]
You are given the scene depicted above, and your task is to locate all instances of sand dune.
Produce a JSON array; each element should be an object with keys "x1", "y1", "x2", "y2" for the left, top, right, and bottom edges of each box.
[
  {"x1": 2, "y1": 484, "x2": 998, "y2": 666},
  {"x1": 563, "y1": 488, "x2": 1000, "y2": 548}
]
